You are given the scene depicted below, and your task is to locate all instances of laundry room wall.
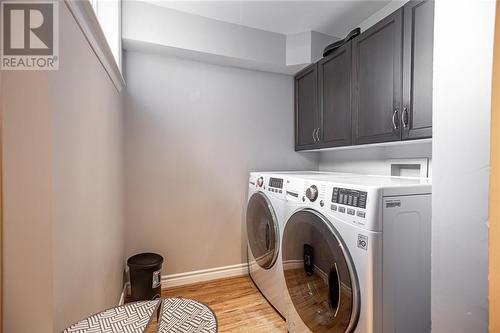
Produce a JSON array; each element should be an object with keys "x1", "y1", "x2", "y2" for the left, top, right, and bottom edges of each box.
[
  {"x1": 1, "y1": 3, "x2": 125, "y2": 332},
  {"x1": 489, "y1": 2, "x2": 500, "y2": 331},
  {"x1": 49, "y1": 4, "x2": 125, "y2": 331},
  {"x1": 123, "y1": 51, "x2": 318, "y2": 276},
  {"x1": 431, "y1": 1, "x2": 496, "y2": 332}
]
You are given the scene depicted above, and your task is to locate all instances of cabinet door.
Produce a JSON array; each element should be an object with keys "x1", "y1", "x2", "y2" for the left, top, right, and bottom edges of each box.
[
  {"x1": 318, "y1": 42, "x2": 352, "y2": 148},
  {"x1": 402, "y1": 1, "x2": 434, "y2": 140},
  {"x1": 352, "y1": 9, "x2": 403, "y2": 145},
  {"x1": 295, "y1": 63, "x2": 319, "y2": 150}
]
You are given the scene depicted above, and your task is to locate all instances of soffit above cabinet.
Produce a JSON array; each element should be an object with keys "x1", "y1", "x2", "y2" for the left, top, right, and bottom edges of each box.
[
  {"x1": 140, "y1": 0, "x2": 390, "y2": 36},
  {"x1": 122, "y1": 0, "x2": 394, "y2": 74}
]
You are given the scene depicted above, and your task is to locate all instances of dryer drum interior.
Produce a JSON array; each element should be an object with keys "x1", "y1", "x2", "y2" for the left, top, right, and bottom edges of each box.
[
  {"x1": 246, "y1": 192, "x2": 279, "y2": 269},
  {"x1": 282, "y1": 209, "x2": 360, "y2": 333}
]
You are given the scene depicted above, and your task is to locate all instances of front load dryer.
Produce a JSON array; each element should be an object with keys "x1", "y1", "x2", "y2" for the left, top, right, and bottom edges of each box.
[
  {"x1": 282, "y1": 173, "x2": 432, "y2": 333},
  {"x1": 246, "y1": 172, "x2": 288, "y2": 317}
]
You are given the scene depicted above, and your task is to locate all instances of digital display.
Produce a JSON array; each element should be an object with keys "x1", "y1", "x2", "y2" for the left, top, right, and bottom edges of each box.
[
  {"x1": 269, "y1": 177, "x2": 283, "y2": 189},
  {"x1": 332, "y1": 187, "x2": 367, "y2": 209}
]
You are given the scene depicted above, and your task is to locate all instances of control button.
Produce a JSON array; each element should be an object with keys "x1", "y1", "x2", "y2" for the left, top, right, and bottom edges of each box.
[
  {"x1": 331, "y1": 204, "x2": 337, "y2": 211},
  {"x1": 357, "y1": 211, "x2": 366, "y2": 218},
  {"x1": 338, "y1": 206, "x2": 346, "y2": 213},
  {"x1": 257, "y1": 177, "x2": 264, "y2": 187},
  {"x1": 305, "y1": 185, "x2": 319, "y2": 202},
  {"x1": 319, "y1": 200, "x2": 324, "y2": 207},
  {"x1": 278, "y1": 190, "x2": 282, "y2": 193},
  {"x1": 347, "y1": 208, "x2": 355, "y2": 215}
]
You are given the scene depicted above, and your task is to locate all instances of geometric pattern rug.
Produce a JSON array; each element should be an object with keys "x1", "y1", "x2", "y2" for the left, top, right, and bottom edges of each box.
[
  {"x1": 158, "y1": 298, "x2": 217, "y2": 333},
  {"x1": 63, "y1": 300, "x2": 160, "y2": 333}
]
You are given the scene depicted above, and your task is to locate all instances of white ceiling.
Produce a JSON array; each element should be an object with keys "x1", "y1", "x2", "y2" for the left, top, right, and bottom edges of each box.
[{"x1": 142, "y1": 1, "x2": 392, "y2": 37}]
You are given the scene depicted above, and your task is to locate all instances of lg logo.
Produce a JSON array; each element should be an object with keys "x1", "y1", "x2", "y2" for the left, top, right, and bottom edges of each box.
[
  {"x1": 357, "y1": 234, "x2": 368, "y2": 251},
  {"x1": 1, "y1": 1, "x2": 58, "y2": 70}
]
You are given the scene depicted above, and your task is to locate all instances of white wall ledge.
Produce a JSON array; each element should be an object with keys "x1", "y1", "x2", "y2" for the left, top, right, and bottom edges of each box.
[{"x1": 65, "y1": 0, "x2": 125, "y2": 91}]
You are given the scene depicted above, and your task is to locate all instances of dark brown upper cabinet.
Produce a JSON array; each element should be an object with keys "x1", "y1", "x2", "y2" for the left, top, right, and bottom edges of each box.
[
  {"x1": 295, "y1": 63, "x2": 319, "y2": 150},
  {"x1": 318, "y1": 41, "x2": 352, "y2": 148},
  {"x1": 352, "y1": 8, "x2": 403, "y2": 145},
  {"x1": 294, "y1": 1, "x2": 433, "y2": 151},
  {"x1": 402, "y1": 0, "x2": 434, "y2": 140}
]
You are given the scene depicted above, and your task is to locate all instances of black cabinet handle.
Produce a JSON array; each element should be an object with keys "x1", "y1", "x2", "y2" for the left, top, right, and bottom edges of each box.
[
  {"x1": 392, "y1": 109, "x2": 399, "y2": 131},
  {"x1": 403, "y1": 107, "x2": 409, "y2": 128}
]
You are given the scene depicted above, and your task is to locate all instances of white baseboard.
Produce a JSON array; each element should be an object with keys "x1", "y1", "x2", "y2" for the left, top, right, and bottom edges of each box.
[
  {"x1": 118, "y1": 283, "x2": 127, "y2": 305},
  {"x1": 161, "y1": 263, "x2": 248, "y2": 289}
]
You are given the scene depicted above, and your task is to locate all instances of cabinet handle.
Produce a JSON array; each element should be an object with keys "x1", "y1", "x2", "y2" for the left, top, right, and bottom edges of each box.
[
  {"x1": 392, "y1": 109, "x2": 399, "y2": 131},
  {"x1": 316, "y1": 128, "x2": 321, "y2": 142},
  {"x1": 403, "y1": 107, "x2": 409, "y2": 128},
  {"x1": 312, "y1": 129, "x2": 317, "y2": 142}
]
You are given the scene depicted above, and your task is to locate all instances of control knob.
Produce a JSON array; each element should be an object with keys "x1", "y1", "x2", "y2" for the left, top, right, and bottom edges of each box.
[
  {"x1": 305, "y1": 185, "x2": 318, "y2": 202},
  {"x1": 257, "y1": 177, "x2": 264, "y2": 187}
]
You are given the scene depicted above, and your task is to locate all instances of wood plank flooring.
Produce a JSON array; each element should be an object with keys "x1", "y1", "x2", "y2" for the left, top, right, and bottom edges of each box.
[{"x1": 143, "y1": 276, "x2": 286, "y2": 332}]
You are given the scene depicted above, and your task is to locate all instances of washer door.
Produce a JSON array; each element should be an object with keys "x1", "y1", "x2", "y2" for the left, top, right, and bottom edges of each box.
[
  {"x1": 246, "y1": 192, "x2": 280, "y2": 270},
  {"x1": 282, "y1": 209, "x2": 360, "y2": 333}
]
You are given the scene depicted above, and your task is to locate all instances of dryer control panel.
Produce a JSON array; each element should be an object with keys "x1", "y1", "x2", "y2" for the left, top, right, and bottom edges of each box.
[
  {"x1": 332, "y1": 187, "x2": 367, "y2": 209},
  {"x1": 248, "y1": 173, "x2": 286, "y2": 199},
  {"x1": 268, "y1": 177, "x2": 283, "y2": 190}
]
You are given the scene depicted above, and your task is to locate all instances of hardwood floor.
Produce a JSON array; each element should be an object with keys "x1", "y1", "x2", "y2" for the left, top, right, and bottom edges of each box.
[{"x1": 143, "y1": 276, "x2": 286, "y2": 332}]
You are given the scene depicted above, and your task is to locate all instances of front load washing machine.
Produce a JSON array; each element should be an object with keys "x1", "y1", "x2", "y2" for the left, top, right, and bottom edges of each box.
[
  {"x1": 282, "y1": 173, "x2": 432, "y2": 333},
  {"x1": 246, "y1": 172, "x2": 289, "y2": 316}
]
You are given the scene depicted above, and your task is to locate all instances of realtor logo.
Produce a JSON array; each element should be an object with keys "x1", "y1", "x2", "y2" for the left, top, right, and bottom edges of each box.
[{"x1": 1, "y1": 1, "x2": 59, "y2": 70}]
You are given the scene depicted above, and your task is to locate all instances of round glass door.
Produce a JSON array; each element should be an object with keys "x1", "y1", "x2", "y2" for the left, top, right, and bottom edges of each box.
[
  {"x1": 282, "y1": 209, "x2": 360, "y2": 333},
  {"x1": 246, "y1": 192, "x2": 279, "y2": 270}
]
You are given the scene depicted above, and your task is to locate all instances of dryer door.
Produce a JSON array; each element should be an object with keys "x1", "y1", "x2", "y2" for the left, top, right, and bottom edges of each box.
[
  {"x1": 282, "y1": 209, "x2": 360, "y2": 333},
  {"x1": 246, "y1": 192, "x2": 280, "y2": 270}
]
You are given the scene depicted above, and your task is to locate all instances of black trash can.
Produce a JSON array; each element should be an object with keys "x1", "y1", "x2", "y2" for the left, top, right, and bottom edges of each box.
[{"x1": 127, "y1": 253, "x2": 163, "y2": 301}]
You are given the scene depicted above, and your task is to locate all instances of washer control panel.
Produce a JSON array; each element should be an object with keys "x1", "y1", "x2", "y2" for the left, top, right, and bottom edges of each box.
[{"x1": 332, "y1": 187, "x2": 367, "y2": 209}]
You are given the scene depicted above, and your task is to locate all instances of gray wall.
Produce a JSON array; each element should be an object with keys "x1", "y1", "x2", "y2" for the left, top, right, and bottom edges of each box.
[
  {"x1": 123, "y1": 51, "x2": 318, "y2": 275},
  {"x1": 2, "y1": 4, "x2": 125, "y2": 332},
  {"x1": 431, "y1": 1, "x2": 495, "y2": 332},
  {"x1": 50, "y1": 4, "x2": 125, "y2": 331},
  {"x1": 3, "y1": 59, "x2": 54, "y2": 333}
]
